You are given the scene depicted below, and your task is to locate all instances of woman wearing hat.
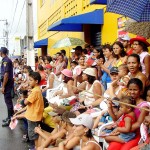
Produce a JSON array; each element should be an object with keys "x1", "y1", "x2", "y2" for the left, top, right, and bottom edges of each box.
[
  {"x1": 74, "y1": 67, "x2": 104, "y2": 110},
  {"x1": 48, "y1": 69, "x2": 75, "y2": 106},
  {"x1": 130, "y1": 36, "x2": 150, "y2": 79},
  {"x1": 54, "y1": 69, "x2": 74, "y2": 98},
  {"x1": 69, "y1": 114, "x2": 102, "y2": 150}
]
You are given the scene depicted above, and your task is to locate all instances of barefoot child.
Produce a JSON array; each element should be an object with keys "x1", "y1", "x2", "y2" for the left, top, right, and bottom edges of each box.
[{"x1": 104, "y1": 96, "x2": 136, "y2": 143}]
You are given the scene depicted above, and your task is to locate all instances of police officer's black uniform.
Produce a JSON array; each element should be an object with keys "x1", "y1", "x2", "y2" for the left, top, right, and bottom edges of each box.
[{"x1": 0, "y1": 47, "x2": 14, "y2": 127}]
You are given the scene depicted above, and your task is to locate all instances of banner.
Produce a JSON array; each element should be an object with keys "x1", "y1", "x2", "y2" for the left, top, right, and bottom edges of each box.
[
  {"x1": 14, "y1": 37, "x2": 21, "y2": 56},
  {"x1": 117, "y1": 16, "x2": 128, "y2": 38}
]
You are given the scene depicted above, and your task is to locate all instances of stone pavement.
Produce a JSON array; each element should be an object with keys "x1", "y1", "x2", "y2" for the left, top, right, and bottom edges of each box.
[{"x1": 0, "y1": 93, "x2": 27, "y2": 150}]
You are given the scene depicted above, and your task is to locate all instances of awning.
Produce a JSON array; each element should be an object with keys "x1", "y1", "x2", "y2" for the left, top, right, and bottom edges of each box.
[
  {"x1": 34, "y1": 38, "x2": 48, "y2": 48},
  {"x1": 90, "y1": 0, "x2": 107, "y2": 4},
  {"x1": 47, "y1": 9, "x2": 103, "y2": 32}
]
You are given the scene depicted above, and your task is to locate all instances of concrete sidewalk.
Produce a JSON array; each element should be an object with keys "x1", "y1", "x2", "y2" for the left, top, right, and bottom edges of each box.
[{"x1": 0, "y1": 93, "x2": 27, "y2": 150}]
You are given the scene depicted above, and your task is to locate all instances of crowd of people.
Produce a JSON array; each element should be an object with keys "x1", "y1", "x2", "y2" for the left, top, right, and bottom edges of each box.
[{"x1": 0, "y1": 34, "x2": 150, "y2": 150}]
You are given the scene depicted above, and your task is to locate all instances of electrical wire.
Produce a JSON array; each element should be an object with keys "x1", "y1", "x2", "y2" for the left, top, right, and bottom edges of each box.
[
  {"x1": 9, "y1": 0, "x2": 18, "y2": 34},
  {"x1": 11, "y1": 0, "x2": 26, "y2": 38}
]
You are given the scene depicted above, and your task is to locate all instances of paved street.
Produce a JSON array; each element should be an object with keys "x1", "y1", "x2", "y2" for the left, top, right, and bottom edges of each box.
[{"x1": 0, "y1": 93, "x2": 27, "y2": 150}]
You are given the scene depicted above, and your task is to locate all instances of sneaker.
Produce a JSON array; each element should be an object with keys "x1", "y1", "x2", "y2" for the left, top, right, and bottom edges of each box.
[{"x1": 2, "y1": 119, "x2": 11, "y2": 127}]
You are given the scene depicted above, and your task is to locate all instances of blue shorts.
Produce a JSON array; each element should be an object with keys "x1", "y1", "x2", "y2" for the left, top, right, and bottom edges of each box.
[{"x1": 118, "y1": 132, "x2": 136, "y2": 142}]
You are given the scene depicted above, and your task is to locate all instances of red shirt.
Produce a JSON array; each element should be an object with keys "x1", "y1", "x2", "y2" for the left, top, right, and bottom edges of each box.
[
  {"x1": 118, "y1": 114, "x2": 135, "y2": 127},
  {"x1": 45, "y1": 64, "x2": 52, "y2": 69},
  {"x1": 126, "y1": 48, "x2": 133, "y2": 56}
]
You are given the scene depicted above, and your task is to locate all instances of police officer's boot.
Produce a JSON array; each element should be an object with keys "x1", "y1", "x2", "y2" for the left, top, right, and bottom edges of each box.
[
  {"x1": 2, "y1": 117, "x2": 9, "y2": 123},
  {"x1": 2, "y1": 119, "x2": 11, "y2": 127},
  {"x1": 2, "y1": 109, "x2": 13, "y2": 127}
]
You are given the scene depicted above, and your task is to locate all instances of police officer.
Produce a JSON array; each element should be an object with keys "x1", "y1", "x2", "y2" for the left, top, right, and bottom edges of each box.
[{"x1": 0, "y1": 47, "x2": 14, "y2": 127}]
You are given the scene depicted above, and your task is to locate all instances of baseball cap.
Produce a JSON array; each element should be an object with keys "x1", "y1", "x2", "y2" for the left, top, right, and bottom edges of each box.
[
  {"x1": 69, "y1": 114, "x2": 94, "y2": 129},
  {"x1": 110, "y1": 67, "x2": 118, "y2": 74},
  {"x1": 0, "y1": 47, "x2": 8, "y2": 54},
  {"x1": 83, "y1": 67, "x2": 96, "y2": 77},
  {"x1": 70, "y1": 49, "x2": 75, "y2": 53},
  {"x1": 121, "y1": 35, "x2": 130, "y2": 41}
]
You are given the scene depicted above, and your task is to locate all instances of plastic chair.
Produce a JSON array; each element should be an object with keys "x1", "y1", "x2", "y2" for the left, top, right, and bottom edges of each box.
[
  {"x1": 46, "y1": 83, "x2": 64, "y2": 100},
  {"x1": 93, "y1": 122, "x2": 114, "y2": 150}
]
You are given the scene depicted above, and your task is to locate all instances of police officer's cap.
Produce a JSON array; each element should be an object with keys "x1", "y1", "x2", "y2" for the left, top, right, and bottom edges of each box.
[{"x1": 0, "y1": 47, "x2": 8, "y2": 54}]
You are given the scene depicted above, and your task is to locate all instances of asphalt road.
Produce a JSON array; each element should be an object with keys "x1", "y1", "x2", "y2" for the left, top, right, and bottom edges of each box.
[{"x1": 0, "y1": 93, "x2": 27, "y2": 150}]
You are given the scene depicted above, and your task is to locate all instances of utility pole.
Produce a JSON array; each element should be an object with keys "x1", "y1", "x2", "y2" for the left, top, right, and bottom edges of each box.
[
  {"x1": 0, "y1": 19, "x2": 8, "y2": 48},
  {"x1": 5, "y1": 20, "x2": 8, "y2": 48},
  {"x1": 26, "y1": 0, "x2": 35, "y2": 70}
]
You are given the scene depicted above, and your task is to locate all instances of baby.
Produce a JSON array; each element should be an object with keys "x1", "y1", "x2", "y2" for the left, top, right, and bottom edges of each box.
[{"x1": 118, "y1": 64, "x2": 130, "y2": 91}]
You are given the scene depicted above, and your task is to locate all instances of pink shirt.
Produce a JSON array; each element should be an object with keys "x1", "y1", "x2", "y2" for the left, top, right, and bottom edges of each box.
[{"x1": 134, "y1": 101, "x2": 149, "y2": 119}]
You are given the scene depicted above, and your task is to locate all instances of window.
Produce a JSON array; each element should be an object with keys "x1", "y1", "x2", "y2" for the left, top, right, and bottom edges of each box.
[{"x1": 90, "y1": 25, "x2": 101, "y2": 47}]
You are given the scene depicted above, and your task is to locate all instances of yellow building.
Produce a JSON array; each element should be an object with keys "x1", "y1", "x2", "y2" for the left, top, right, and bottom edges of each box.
[{"x1": 35, "y1": 0, "x2": 124, "y2": 56}]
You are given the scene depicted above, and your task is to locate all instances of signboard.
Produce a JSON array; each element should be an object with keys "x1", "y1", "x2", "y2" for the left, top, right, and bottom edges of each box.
[
  {"x1": 14, "y1": 37, "x2": 21, "y2": 56},
  {"x1": 117, "y1": 16, "x2": 128, "y2": 39}
]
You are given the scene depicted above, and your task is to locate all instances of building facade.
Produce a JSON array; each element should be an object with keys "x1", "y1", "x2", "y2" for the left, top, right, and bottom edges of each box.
[{"x1": 35, "y1": 0, "x2": 123, "y2": 56}]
